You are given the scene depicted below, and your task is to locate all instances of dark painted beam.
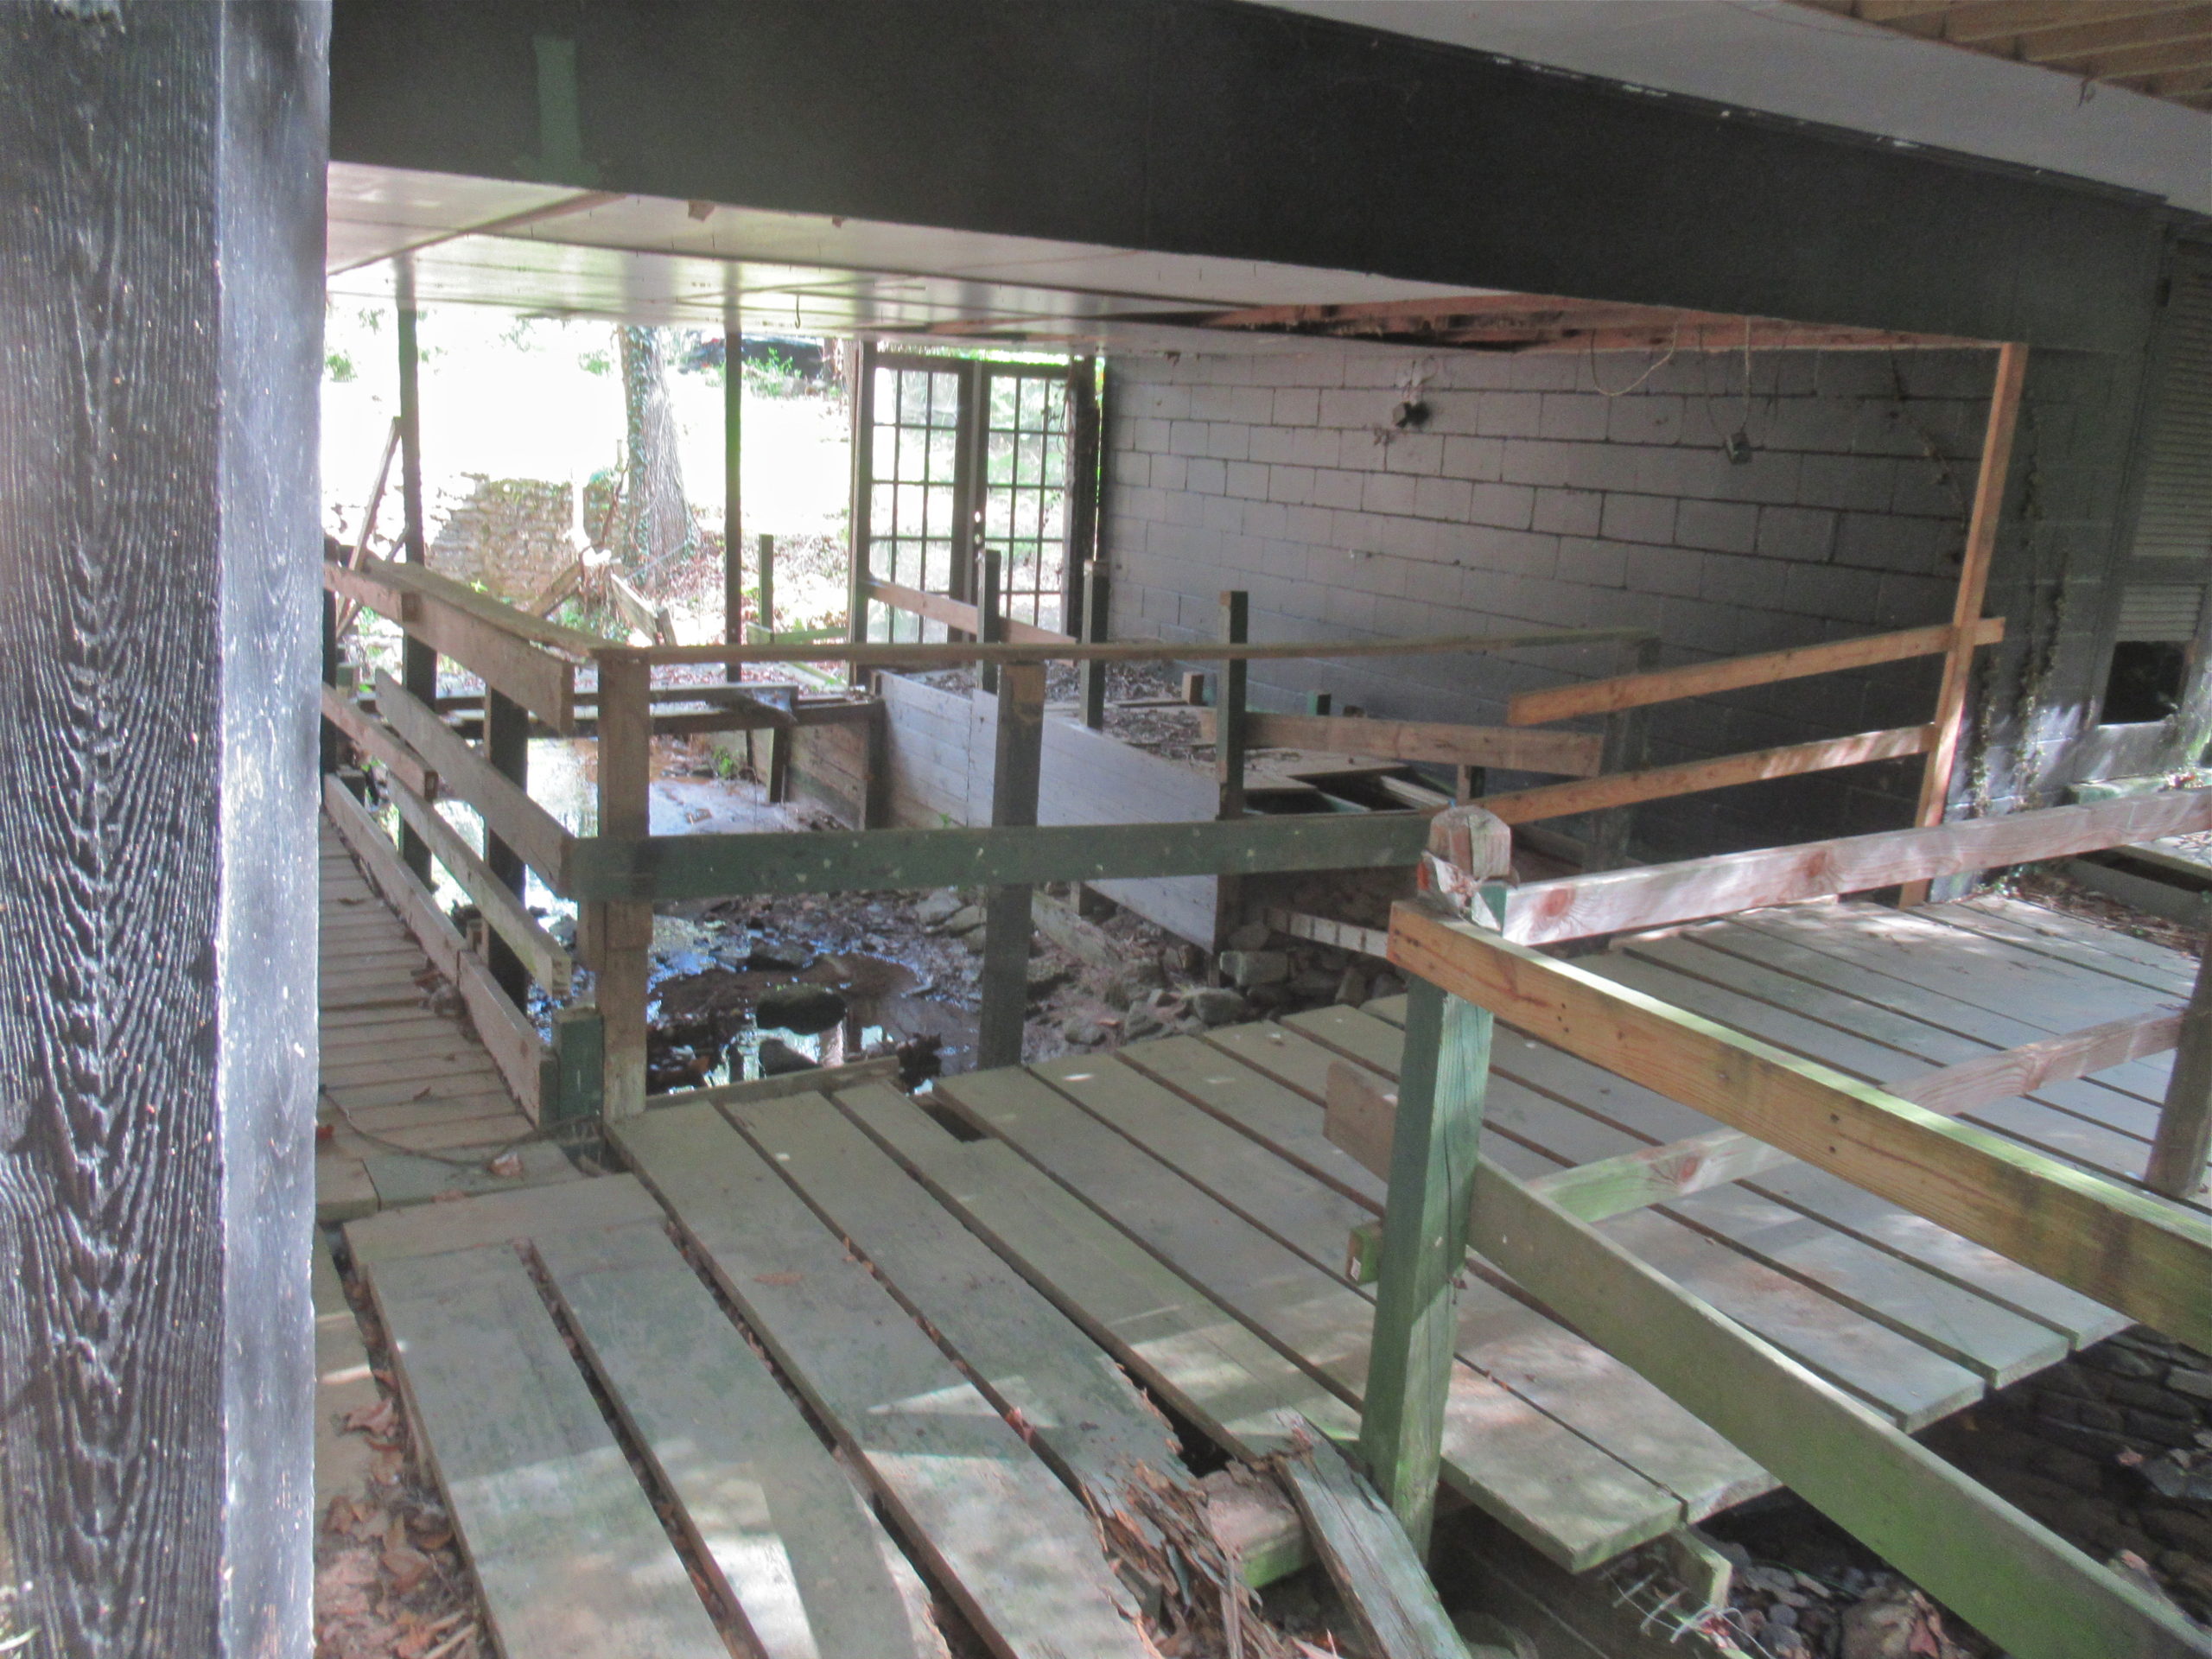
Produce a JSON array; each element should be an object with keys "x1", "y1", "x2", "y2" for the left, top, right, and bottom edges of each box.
[
  {"x1": 331, "y1": 0, "x2": 2164, "y2": 353},
  {"x1": 0, "y1": 3, "x2": 326, "y2": 1653}
]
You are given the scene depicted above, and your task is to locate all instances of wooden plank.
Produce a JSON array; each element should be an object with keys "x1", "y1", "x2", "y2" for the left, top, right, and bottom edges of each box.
[
  {"x1": 1925, "y1": 895, "x2": 2196, "y2": 1000},
  {"x1": 1195, "y1": 710, "x2": 1604, "y2": 776},
  {"x1": 314, "y1": 1233, "x2": 380, "y2": 1508},
  {"x1": 1462, "y1": 1164, "x2": 2212, "y2": 1659},
  {"x1": 330, "y1": 556, "x2": 581, "y2": 730},
  {"x1": 594, "y1": 653, "x2": 654, "y2": 1123},
  {"x1": 931, "y1": 1065, "x2": 1683, "y2": 1571},
  {"x1": 367, "y1": 1246, "x2": 728, "y2": 1659},
  {"x1": 867, "y1": 577, "x2": 1071, "y2": 646},
  {"x1": 1475, "y1": 725, "x2": 1933, "y2": 826},
  {"x1": 535, "y1": 1222, "x2": 946, "y2": 1659},
  {"x1": 722, "y1": 1090, "x2": 1185, "y2": 1506},
  {"x1": 634, "y1": 624, "x2": 1657, "y2": 671},
  {"x1": 1901, "y1": 340, "x2": 2029, "y2": 907},
  {"x1": 1280, "y1": 1006, "x2": 1992, "y2": 1421},
  {"x1": 321, "y1": 686, "x2": 438, "y2": 798},
  {"x1": 373, "y1": 671, "x2": 573, "y2": 889},
  {"x1": 345, "y1": 1174, "x2": 662, "y2": 1264},
  {"x1": 1264, "y1": 906, "x2": 1391, "y2": 959},
  {"x1": 613, "y1": 1103, "x2": 1154, "y2": 1659},
  {"x1": 832, "y1": 1083, "x2": 1363, "y2": 1469},
  {"x1": 566, "y1": 811, "x2": 1430, "y2": 904},
  {"x1": 2149, "y1": 942, "x2": 2212, "y2": 1199},
  {"x1": 1389, "y1": 897, "x2": 2212, "y2": 1353},
  {"x1": 385, "y1": 775, "x2": 572, "y2": 995},
  {"x1": 1098, "y1": 1040, "x2": 1772, "y2": 1519},
  {"x1": 1275, "y1": 1423, "x2": 1470, "y2": 1659},
  {"x1": 1505, "y1": 617, "x2": 2003, "y2": 727},
  {"x1": 1502, "y1": 789, "x2": 2212, "y2": 946}
]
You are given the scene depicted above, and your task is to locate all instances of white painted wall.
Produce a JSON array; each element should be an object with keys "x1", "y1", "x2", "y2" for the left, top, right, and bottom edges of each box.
[{"x1": 1254, "y1": 1, "x2": 2212, "y2": 216}]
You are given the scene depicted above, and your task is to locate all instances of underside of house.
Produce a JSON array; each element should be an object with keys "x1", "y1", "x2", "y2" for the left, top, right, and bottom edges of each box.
[{"x1": 7, "y1": 4, "x2": 2212, "y2": 1657}]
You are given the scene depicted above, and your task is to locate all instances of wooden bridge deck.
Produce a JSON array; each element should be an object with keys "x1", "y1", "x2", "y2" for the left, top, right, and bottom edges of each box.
[{"x1": 328, "y1": 871, "x2": 2195, "y2": 1655}]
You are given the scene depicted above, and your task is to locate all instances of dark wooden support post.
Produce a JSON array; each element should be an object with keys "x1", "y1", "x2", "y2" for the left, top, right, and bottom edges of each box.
[
  {"x1": 1079, "y1": 559, "x2": 1111, "y2": 730},
  {"x1": 844, "y1": 338, "x2": 876, "y2": 677},
  {"x1": 2148, "y1": 918, "x2": 2212, "y2": 1199},
  {"x1": 978, "y1": 545, "x2": 1002, "y2": 696},
  {"x1": 1215, "y1": 589, "x2": 1249, "y2": 945},
  {"x1": 978, "y1": 662, "x2": 1046, "y2": 1070},
  {"x1": 484, "y1": 689, "x2": 531, "y2": 1007},
  {"x1": 1357, "y1": 810, "x2": 1513, "y2": 1552},
  {"x1": 1904, "y1": 342, "x2": 2029, "y2": 908},
  {"x1": 0, "y1": 5, "x2": 327, "y2": 1650},
  {"x1": 1064, "y1": 355, "x2": 1100, "y2": 638},
  {"x1": 546, "y1": 1006, "x2": 606, "y2": 1128},
  {"x1": 594, "y1": 654, "x2": 654, "y2": 1120},
  {"x1": 756, "y1": 531, "x2": 776, "y2": 640},
  {"x1": 321, "y1": 586, "x2": 342, "y2": 775},
  {"x1": 1586, "y1": 632, "x2": 1659, "y2": 872},
  {"x1": 1307, "y1": 691, "x2": 1333, "y2": 715},
  {"x1": 395, "y1": 262, "x2": 437, "y2": 883},
  {"x1": 723, "y1": 304, "x2": 743, "y2": 680}
]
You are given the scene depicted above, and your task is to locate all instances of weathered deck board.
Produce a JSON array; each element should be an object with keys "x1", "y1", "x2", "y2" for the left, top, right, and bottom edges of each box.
[
  {"x1": 367, "y1": 1245, "x2": 728, "y2": 1659},
  {"x1": 536, "y1": 1221, "x2": 948, "y2": 1659},
  {"x1": 1084, "y1": 1042, "x2": 1770, "y2": 1516},
  {"x1": 834, "y1": 1082, "x2": 1362, "y2": 1459},
  {"x1": 613, "y1": 1102, "x2": 1154, "y2": 1659},
  {"x1": 1281, "y1": 1005, "x2": 1989, "y2": 1426},
  {"x1": 931, "y1": 1064, "x2": 1686, "y2": 1570},
  {"x1": 721, "y1": 1090, "x2": 1185, "y2": 1505}
]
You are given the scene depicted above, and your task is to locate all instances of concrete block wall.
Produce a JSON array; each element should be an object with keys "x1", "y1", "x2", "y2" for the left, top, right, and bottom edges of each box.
[{"x1": 1102, "y1": 342, "x2": 2007, "y2": 856}]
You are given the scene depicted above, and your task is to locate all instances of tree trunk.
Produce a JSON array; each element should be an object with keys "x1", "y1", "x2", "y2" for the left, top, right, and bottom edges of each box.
[
  {"x1": 0, "y1": 3, "x2": 325, "y2": 1653},
  {"x1": 616, "y1": 325, "x2": 691, "y2": 574}
]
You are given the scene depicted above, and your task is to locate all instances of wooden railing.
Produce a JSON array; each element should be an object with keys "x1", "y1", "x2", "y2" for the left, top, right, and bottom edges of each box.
[
  {"x1": 1348, "y1": 801, "x2": 2212, "y2": 1659},
  {"x1": 323, "y1": 550, "x2": 1653, "y2": 1118}
]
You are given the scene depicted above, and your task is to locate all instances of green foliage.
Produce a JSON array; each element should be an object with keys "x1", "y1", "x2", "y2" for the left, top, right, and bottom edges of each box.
[
  {"x1": 578, "y1": 347, "x2": 612, "y2": 377},
  {"x1": 324, "y1": 350, "x2": 357, "y2": 383}
]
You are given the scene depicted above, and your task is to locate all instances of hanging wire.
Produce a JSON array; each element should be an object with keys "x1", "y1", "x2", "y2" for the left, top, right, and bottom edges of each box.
[{"x1": 1587, "y1": 323, "x2": 1682, "y2": 398}]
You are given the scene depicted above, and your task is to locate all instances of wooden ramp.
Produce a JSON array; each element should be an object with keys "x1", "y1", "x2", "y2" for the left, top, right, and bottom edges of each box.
[
  {"x1": 352, "y1": 891, "x2": 2183, "y2": 1650},
  {"x1": 317, "y1": 816, "x2": 555, "y2": 1224}
]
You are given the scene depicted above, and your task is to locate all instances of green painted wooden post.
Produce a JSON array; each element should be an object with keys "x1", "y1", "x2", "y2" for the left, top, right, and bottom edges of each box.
[
  {"x1": 1359, "y1": 804, "x2": 1515, "y2": 1553},
  {"x1": 545, "y1": 1007, "x2": 605, "y2": 1128},
  {"x1": 977, "y1": 661, "x2": 1045, "y2": 1070}
]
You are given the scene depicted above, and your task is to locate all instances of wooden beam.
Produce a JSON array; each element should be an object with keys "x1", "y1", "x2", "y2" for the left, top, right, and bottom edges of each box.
[
  {"x1": 1501, "y1": 787, "x2": 2212, "y2": 946},
  {"x1": 373, "y1": 671, "x2": 573, "y2": 891},
  {"x1": 1901, "y1": 342, "x2": 2028, "y2": 906},
  {"x1": 564, "y1": 811, "x2": 1433, "y2": 905},
  {"x1": 594, "y1": 653, "x2": 654, "y2": 1122},
  {"x1": 1196, "y1": 710, "x2": 1605, "y2": 776},
  {"x1": 978, "y1": 662, "x2": 1045, "y2": 1070},
  {"x1": 321, "y1": 685, "x2": 438, "y2": 800},
  {"x1": 1266, "y1": 906, "x2": 1391, "y2": 960},
  {"x1": 1528, "y1": 1003, "x2": 2185, "y2": 1223},
  {"x1": 628, "y1": 623, "x2": 1653, "y2": 671},
  {"x1": 1506, "y1": 618, "x2": 2002, "y2": 727},
  {"x1": 866, "y1": 576, "x2": 1073, "y2": 646},
  {"x1": 2042, "y1": 33, "x2": 2212, "y2": 79},
  {"x1": 1466, "y1": 1160, "x2": 2212, "y2": 1659},
  {"x1": 0, "y1": 7, "x2": 323, "y2": 1644},
  {"x1": 385, "y1": 774, "x2": 573, "y2": 995},
  {"x1": 1389, "y1": 896, "x2": 2212, "y2": 1352},
  {"x1": 1357, "y1": 812, "x2": 1510, "y2": 1551},
  {"x1": 1474, "y1": 724, "x2": 1934, "y2": 825},
  {"x1": 329, "y1": 556, "x2": 581, "y2": 731},
  {"x1": 1941, "y1": 2, "x2": 2195, "y2": 43},
  {"x1": 1078, "y1": 560, "x2": 1111, "y2": 729},
  {"x1": 2147, "y1": 939, "x2": 2212, "y2": 1199},
  {"x1": 2011, "y1": 5, "x2": 2212, "y2": 62}
]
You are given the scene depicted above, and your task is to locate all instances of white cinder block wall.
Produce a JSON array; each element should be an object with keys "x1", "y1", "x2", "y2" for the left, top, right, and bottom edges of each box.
[{"x1": 1101, "y1": 343, "x2": 1999, "y2": 857}]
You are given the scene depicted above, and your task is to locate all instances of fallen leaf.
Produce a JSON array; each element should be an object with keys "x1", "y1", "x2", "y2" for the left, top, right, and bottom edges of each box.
[
  {"x1": 486, "y1": 1151, "x2": 523, "y2": 1179},
  {"x1": 383, "y1": 1541, "x2": 433, "y2": 1594},
  {"x1": 344, "y1": 1397, "x2": 398, "y2": 1439}
]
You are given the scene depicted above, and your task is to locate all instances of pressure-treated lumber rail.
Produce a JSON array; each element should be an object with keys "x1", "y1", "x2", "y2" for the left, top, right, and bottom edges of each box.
[
  {"x1": 1502, "y1": 788, "x2": 2212, "y2": 945},
  {"x1": 866, "y1": 577, "x2": 1072, "y2": 646},
  {"x1": 375, "y1": 673, "x2": 574, "y2": 895},
  {"x1": 321, "y1": 686, "x2": 437, "y2": 801},
  {"x1": 384, "y1": 775, "x2": 573, "y2": 996},
  {"x1": 1505, "y1": 616, "x2": 2005, "y2": 727},
  {"x1": 1474, "y1": 723, "x2": 1933, "y2": 826},
  {"x1": 1192, "y1": 709, "x2": 1605, "y2": 777},
  {"x1": 1388, "y1": 895, "x2": 2212, "y2": 1352}
]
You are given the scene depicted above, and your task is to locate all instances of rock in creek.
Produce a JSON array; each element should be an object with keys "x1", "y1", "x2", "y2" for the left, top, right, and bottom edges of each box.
[
  {"x1": 755, "y1": 982, "x2": 849, "y2": 1035},
  {"x1": 756, "y1": 1037, "x2": 820, "y2": 1076}
]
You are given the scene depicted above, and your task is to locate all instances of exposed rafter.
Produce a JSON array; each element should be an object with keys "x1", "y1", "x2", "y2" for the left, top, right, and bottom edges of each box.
[{"x1": 1791, "y1": 0, "x2": 2212, "y2": 110}]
